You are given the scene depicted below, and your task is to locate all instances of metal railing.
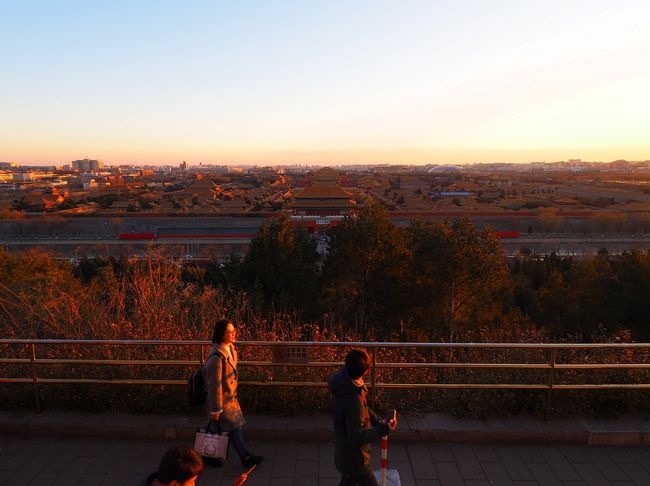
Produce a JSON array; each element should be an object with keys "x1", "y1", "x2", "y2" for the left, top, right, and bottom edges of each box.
[{"x1": 2, "y1": 339, "x2": 650, "y2": 419}]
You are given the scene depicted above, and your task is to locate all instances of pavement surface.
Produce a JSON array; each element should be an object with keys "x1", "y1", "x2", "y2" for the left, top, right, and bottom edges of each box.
[
  {"x1": 2, "y1": 412, "x2": 650, "y2": 485},
  {"x1": 3, "y1": 411, "x2": 650, "y2": 446},
  {"x1": 2, "y1": 436, "x2": 650, "y2": 485}
]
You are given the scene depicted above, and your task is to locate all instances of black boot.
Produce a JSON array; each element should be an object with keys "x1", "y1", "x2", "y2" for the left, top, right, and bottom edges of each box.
[
  {"x1": 242, "y1": 453, "x2": 264, "y2": 468},
  {"x1": 202, "y1": 456, "x2": 224, "y2": 467}
]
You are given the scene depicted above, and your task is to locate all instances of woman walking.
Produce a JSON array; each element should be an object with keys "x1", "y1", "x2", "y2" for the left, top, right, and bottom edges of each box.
[{"x1": 203, "y1": 319, "x2": 264, "y2": 468}]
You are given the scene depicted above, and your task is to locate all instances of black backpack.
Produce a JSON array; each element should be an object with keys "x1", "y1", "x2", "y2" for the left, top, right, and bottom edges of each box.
[{"x1": 187, "y1": 352, "x2": 218, "y2": 407}]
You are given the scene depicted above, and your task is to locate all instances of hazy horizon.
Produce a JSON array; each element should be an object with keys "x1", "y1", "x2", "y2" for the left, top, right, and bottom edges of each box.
[
  {"x1": 2, "y1": 1, "x2": 650, "y2": 165},
  {"x1": 4, "y1": 148, "x2": 650, "y2": 168}
]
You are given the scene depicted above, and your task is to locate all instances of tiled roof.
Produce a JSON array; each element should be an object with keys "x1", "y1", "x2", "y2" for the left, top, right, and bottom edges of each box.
[
  {"x1": 291, "y1": 200, "x2": 354, "y2": 208},
  {"x1": 313, "y1": 167, "x2": 338, "y2": 181},
  {"x1": 294, "y1": 185, "x2": 352, "y2": 199}
]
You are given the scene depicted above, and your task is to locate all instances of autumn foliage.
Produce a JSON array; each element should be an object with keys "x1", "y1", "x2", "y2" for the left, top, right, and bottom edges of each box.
[{"x1": 2, "y1": 206, "x2": 650, "y2": 416}]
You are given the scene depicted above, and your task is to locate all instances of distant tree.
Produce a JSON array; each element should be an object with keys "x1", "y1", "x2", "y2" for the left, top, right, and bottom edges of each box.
[
  {"x1": 0, "y1": 209, "x2": 25, "y2": 219},
  {"x1": 241, "y1": 214, "x2": 320, "y2": 315},
  {"x1": 616, "y1": 251, "x2": 650, "y2": 340},
  {"x1": 164, "y1": 183, "x2": 185, "y2": 192},
  {"x1": 537, "y1": 207, "x2": 561, "y2": 233},
  {"x1": 0, "y1": 249, "x2": 82, "y2": 338},
  {"x1": 139, "y1": 199, "x2": 153, "y2": 210},
  {"x1": 537, "y1": 269, "x2": 575, "y2": 336},
  {"x1": 322, "y1": 203, "x2": 410, "y2": 338},
  {"x1": 91, "y1": 194, "x2": 118, "y2": 209},
  {"x1": 11, "y1": 197, "x2": 28, "y2": 211},
  {"x1": 569, "y1": 255, "x2": 623, "y2": 337},
  {"x1": 58, "y1": 199, "x2": 78, "y2": 210},
  {"x1": 406, "y1": 220, "x2": 511, "y2": 341},
  {"x1": 74, "y1": 256, "x2": 111, "y2": 283},
  {"x1": 182, "y1": 265, "x2": 206, "y2": 284}
]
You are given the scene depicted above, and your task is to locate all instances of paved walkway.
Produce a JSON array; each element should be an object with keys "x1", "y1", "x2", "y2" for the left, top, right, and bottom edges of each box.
[
  {"x1": 2, "y1": 435, "x2": 650, "y2": 486},
  {"x1": 3, "y1": 411, "x2": 650, "y2": 485},
  {"x1": 4, "y1": 411, "x2": 650, "y2": 446}
]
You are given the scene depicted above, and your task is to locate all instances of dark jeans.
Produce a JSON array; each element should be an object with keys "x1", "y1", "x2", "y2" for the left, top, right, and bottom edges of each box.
[
  {"x1": 339, "y1": 469, "x2": 378, "y2": 486},
  {"x1": 228, "y1": 428, "x2": 249, "y2": 459},
  {"x1": 208, "y1": 422, "x2": 250, "y2": 459}
]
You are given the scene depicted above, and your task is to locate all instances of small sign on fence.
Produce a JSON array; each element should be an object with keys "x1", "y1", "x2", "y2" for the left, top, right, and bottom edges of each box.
[{"x1": 272, "y1": 345, "x2": 309, "y2": 363}]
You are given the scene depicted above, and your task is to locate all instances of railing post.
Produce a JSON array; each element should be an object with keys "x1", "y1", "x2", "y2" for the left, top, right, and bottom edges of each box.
[
  {"x1": 370, "y1": 347, "x2": 377, "y2": 408},
  {"x1": 544, "y1": 348, "x2": 557, "y2": 422},
  {"x1": 30, "y1": 343, "x2": 41, "y2": 414}
]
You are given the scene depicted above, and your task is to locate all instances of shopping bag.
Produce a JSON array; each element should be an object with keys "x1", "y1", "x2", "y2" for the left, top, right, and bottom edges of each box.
[{"x1": 194, "y1": 421, "x2": 229, "y2": 463}]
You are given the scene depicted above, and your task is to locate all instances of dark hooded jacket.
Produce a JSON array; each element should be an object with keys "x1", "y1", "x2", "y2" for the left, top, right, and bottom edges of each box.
[{"x1": 328, "y1": 366, "x2": 390, "y2": 477}]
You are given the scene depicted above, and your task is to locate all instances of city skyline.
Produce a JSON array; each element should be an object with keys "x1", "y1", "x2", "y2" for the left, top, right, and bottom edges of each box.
[{"x1": 2, "y1": 0, "x2": 650, "y2": 165}]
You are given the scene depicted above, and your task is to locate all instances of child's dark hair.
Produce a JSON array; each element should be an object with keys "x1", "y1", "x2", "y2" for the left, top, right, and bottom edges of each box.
[
  {"x1": 157, "y1": 445, "x2": 203, "y2": 483},
  {"x1": 345, "y1": 348, "x2": 371, "y2": 379},
  {"x1": 211, "y1": 319, "x2": 233, "y2": 344}
]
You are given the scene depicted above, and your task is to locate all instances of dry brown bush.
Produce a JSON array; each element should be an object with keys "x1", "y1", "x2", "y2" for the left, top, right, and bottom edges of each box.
[{"x1": 1, "y1": 249, "x2": 649, "y2": 417}]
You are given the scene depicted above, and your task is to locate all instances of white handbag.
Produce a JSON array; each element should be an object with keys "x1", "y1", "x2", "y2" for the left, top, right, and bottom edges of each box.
[{"x1": 194, "y1": 421, "x2": 229, "y2": 461}]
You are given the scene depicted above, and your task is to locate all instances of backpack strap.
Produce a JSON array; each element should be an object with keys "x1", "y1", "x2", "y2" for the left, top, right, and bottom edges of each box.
[{"x1": 201, "y1": 351, "x2": 220, "y2": 371}]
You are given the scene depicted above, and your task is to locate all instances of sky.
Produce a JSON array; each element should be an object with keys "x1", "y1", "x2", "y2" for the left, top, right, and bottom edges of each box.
[{"x1": 2, "y1": 0, "x2": 650, "y2": 166}]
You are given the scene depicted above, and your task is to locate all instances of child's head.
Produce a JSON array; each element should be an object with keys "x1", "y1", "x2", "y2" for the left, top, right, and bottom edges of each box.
[
  {"x1": 157, "y1": 445, "x2": 203, "y2": 486},
  {"x1": 345, "y1": 348, "x2": 371, "y2": 379}
]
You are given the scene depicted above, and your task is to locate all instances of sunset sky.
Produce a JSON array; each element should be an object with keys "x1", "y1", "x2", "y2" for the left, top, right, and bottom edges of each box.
[{"x1": 2, "y1": 0, "x2": 650, "y2": 166}]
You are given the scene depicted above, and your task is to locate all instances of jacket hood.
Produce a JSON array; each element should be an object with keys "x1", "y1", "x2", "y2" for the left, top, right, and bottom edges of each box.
[{"x1": 328, "y1": 366, "x2": 363, "y2": 397}]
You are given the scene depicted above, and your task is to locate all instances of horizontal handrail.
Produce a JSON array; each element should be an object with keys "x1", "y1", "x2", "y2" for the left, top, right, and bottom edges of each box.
[
  {"x1": 3, "y1": 338, "x2": 650, "y2": 348},
  {"x1": 4, "y1": 358, "x2": 650, "y2": 370},
  {"x1": 2, "y1": 339, "x2": 650, "y2": 418}
]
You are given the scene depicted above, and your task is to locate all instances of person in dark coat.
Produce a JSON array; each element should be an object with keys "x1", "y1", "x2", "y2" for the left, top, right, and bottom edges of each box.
[
  {"x1": 328, "y1": 348, "x2": 397, "y2": 486},
  {"x1": 139, "y1": 445, "x2": 203, "y2": 486},
  {"x1": 203, "y1": 319, "x2": 263, "y2": 469}
]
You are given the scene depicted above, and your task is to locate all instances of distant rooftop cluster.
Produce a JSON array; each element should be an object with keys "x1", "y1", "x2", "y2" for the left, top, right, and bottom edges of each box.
[{"x1": 1, "y1": 157, "x2": 650, "y2": 218}]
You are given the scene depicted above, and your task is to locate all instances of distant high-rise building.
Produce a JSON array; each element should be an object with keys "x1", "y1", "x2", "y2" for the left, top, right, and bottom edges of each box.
[
  {"x1": 13, "y1": 171, "x2": 34, "y2": 182},
  {"x1": 180, "y1": 160, "x2": 188, "y2": 171},
  {"x1": 71, "y1": 158, "x2": 103, "y2": 172}
]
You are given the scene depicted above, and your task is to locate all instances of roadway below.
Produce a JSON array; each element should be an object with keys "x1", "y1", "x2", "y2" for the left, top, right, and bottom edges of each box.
[{"x1": 3, "y1": 234, "x2": 650, "y2": 259}]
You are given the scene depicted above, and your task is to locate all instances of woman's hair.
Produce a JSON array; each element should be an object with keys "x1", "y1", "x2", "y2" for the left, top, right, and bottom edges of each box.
[
  {"x1": 212, "y1": 319, "x2": 234, "y2": 344},
  {"x1": 157, "y1": 445, "x2": 203, "y2": 483},
  {"x1": 345, "y1": 348, "x2": 371, "y2": 379}
]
